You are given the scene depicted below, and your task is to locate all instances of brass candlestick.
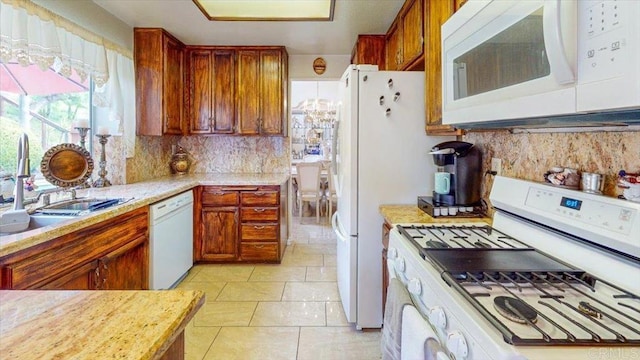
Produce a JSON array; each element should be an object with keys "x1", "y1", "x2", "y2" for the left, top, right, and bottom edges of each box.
[
  {"x1": 74, "y1": 127, "x2": 90, "y2": 149},
  {"x1": 74, "y1": 126, "x2": 91, "y2": 188},
  {"x1": 92, "y1": 134, "x2": 112, "y2": 188}
]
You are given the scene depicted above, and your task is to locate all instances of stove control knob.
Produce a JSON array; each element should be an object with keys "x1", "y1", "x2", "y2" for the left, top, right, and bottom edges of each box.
[
  {"x1": 395, "y1": 257, "x2": 406, "y2": 273},
  {"x1": 388, "y1": 247, "x2": 398, "y2": 259},
  {"x1": 428, "y1": 306, "x2": 447, "y2": 330},
  {"x1": 446, "y1": 331, "x2": 468, "y2": 360},
  {"x1": 408, "y1": 278, "x2": 422, "y2": 296}
]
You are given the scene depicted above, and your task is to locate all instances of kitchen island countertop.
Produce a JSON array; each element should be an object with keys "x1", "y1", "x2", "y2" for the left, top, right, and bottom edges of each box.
[
  {"x1": 0, "y1": 289, "x2": 205, "y2": 360},
  {"x1": 0, "y1": 173, "x2": 289, "y2": 257}
]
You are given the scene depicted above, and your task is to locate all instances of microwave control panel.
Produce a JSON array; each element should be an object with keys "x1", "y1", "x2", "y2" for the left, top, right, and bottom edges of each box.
[
  {"x1": 576, "y1": 0, "x2": 639, "y2": 112},
  {"x1": 578, "y1": 0, "x2": 628, "y2": 84}
]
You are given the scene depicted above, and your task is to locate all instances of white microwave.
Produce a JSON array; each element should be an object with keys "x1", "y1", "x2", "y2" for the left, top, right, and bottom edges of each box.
[{"x1": 441, "y1": 0, "x2": 640, "y2": 128}]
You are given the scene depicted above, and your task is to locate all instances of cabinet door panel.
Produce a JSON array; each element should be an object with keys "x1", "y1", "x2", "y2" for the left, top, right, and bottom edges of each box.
[
  {"x1": 36, "y1": 260, "x2": 99, "y2": 290},
  {"x1": 386, "y1": 25, "x2": 402, "y2": 71},
  {"x1": 189, "y1": 50, "x2": 213, "y2": 134},
  {"x1": 212, "y1": 50, "x2": 235, "y2": 133},
  {"x1": 402, "y1": 0, "x2": 423, "y2": 65},
  {"x1": 425, "y1": 0, "x2": 455, "y2": 125},
  {"x1": 101, "y1": 235, "x2": 148, "y2": 290},
  {"x1": 135, "y1": 30, "x2": 163, "y2": 136},
  {"x1": 236, "y1": 50, "x2": 261, "y2": 134},
  {"x1": 260, "y1": 50, "x2": 283, "y2": 135},
  {"x1": 201, "y1": 207, "x2": 239, "y2": 261},
  {"x1": 163, "y1": 36, "x2": 184, "y2": 135}
]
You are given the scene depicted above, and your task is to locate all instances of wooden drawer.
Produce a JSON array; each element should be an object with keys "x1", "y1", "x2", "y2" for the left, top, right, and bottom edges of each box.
[
  {"x1": 201, "y1": 188, "x2": 239, "y2": 206},
  {"x1": 241, "y1": 191, "x2": 278, "y2": 206},
  {"x1": 241, "y1": 224, "x2": 278, "y2": 242},
  {"x1": 241, "y1": 207, "x2": 278, "y2": 222},
  {"x1": 240, "y1": 243, "x2": 278, "y2": 262}
]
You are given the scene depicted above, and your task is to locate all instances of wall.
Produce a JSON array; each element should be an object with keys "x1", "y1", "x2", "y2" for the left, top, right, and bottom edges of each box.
[
  {"x1": 463, "y1": 130, "x2": 640, "y2": 214},
  {"x1": 289, "y1": 55, "x2": 350, "y2": 80}
]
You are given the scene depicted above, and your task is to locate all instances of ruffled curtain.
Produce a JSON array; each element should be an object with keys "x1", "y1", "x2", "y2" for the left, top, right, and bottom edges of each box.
[
  {"x1": 0, "y1": 0, "x2": 109, "y2": 85},
  {"x1": 94, "y1": 49, "x2": 136, "y2": 158},
  {"x1": 0, "y1": 0, "x2": 137, "y2": 158}
]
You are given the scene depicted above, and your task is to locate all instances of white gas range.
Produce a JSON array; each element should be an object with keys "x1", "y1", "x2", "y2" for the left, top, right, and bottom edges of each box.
[{"x1": 388, "y1": 176, "x2": 640, "y2": 359}]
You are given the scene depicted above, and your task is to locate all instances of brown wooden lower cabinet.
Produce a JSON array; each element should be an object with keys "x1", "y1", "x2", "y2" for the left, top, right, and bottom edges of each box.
[
  {"x1": 195, "y1": 185, "x2": 284, "y2": 263},
  {"x1": 199, "y1": 206, "x2": 239, "y2": 261},
  {"x1": 0, "y1": 207, "x2": 149, "y2": 290}
]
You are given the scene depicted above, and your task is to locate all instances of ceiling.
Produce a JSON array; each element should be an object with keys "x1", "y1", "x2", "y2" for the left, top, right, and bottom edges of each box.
[{"x1": 92, "y1": 0, "x2": 404, "y2": 55}]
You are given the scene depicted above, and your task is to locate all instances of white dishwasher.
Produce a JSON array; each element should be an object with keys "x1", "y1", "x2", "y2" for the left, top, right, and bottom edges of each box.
[{"x1": 149, "y1": 190, "x2": 194, "y2": 289}]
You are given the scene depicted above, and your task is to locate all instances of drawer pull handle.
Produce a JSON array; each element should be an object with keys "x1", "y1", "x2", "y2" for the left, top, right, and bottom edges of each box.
[
  {"x1": 253, "y1": 225, "x2": 266, "y2": 229},
  {"x1": 255, "y1": 192, "x2": 266, "y2": 196},
  {"x1": 254, "y1": 245, "x2": 265, "y2": 249},
  {"x1": 254, "y1": 208, "x2": 266, "y2": 212},
  {"x1": 222, "y1": 187, "x2": 258, "y2": 191}
]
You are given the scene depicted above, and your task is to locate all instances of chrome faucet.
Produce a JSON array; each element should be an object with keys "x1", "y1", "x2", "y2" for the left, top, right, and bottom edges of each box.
[{"x1": 13, "y1": 133, "x2": 30, "y2": 211}]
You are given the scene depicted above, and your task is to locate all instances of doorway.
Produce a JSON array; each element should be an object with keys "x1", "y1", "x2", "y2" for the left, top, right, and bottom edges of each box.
[{"x1": 290, "y1": 80, "x2": 339, "y2": 224}]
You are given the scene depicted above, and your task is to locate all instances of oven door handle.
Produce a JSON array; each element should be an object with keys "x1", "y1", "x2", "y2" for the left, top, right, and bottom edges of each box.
[
  {"x1": 543, "y1": 0, "x2": 575, "y2": 84},
  {"x1": 331, "y1": 212, "x2": 349, "y2": 243}
]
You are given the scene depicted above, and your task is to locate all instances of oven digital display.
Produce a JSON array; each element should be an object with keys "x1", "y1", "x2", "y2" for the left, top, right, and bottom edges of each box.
[{"x1": 560, "y1": 197, "x2": 582, "y2": 210}]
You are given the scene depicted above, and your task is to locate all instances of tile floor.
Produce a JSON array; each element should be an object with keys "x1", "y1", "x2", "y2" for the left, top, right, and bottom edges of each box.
[{"x1": 178, "y1": 213, "x2": 382, "y2": 360}]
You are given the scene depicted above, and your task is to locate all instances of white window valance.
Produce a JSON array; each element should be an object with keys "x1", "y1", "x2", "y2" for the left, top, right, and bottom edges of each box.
[
  {"x1": 1, "y1": 0, "x2": 136, "y2": 158},
  {"x1": 0, "y1": 0, "x2": 118, "y2": 86}
]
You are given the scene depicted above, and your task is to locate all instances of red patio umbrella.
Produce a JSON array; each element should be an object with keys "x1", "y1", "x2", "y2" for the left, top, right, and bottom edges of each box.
[{"x1": 0, "y1": 62, "x2": 89, "y2": 95}]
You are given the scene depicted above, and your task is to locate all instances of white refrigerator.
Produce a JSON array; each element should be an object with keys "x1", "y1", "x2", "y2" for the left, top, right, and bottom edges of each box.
[{"x1": 331, "y1": 65, "x2": 451, "y2": 329}]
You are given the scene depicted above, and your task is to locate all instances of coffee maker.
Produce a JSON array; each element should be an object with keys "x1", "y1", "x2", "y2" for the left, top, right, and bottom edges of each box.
[{"x1": 429, "y1": 141, "x2": 482, "y2": 206}]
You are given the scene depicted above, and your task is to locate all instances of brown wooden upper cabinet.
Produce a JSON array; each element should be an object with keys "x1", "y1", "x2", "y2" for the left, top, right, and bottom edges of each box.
[
  {"x1": 135, "y1": 28, "x2": 288, "y2": 136},
  {"x1": 351, "y1": 35, "x2": 386, "y2": 68},
  {"x1": 135, "y1": 28, "x2": 185, "y2": 136},
  {"x1": 424, "y1": 0, "x2": 464, "y2": 136},
  {"x1": 186, "y1": 48, "x2": 235, "y2": 134},
  {"x1": 236, "y1": 48, "x2": 288, "y2": 135},
  {"x1": 386, "y1": 0, "x2": 424, "y2": 71}
]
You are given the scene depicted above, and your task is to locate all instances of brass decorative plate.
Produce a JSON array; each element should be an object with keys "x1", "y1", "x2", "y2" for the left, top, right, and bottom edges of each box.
[{"x1": 40, "y1": 143, "x2": 94, "y2": 187}]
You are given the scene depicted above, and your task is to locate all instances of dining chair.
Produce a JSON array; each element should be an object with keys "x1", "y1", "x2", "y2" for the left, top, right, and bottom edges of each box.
[
  {"x1": 325, "y1": 170, "x2": 337, "y2": 219},
  {"x1": 295, "y1": 161, "x2": 323, "y2": 223}
]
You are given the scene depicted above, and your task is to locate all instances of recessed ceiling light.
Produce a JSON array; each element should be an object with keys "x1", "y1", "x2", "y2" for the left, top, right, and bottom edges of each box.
[{"x1": 193, "y1": 0, "x2": 335, "y2": 21}]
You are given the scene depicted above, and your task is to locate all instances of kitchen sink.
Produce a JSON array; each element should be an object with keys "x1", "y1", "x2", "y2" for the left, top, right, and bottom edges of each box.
[
  {"x1": 0, "y1": 213, "x2": 73, "y2": 235},
  {"x1": 36, "y1": 198, "x2": 123, "y2": 216},
  {"x1": 28, "y1": 214, "x2": 74, "y2": 228}
]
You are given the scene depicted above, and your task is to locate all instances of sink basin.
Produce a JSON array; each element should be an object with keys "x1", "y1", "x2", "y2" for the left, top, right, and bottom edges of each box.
[
  {"x1": 37, "y1": 198, "x2": 122, "y2": 215},
  {"x1": 0, "y1": 213, "x2": 73, "y2": 235},
  {"x1": 28, "y1": 214, "x2": 74, "y2": 229}
]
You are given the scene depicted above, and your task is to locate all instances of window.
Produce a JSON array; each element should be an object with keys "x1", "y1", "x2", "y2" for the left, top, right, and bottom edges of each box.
[{"x1": 0, "y1": 63, "x2": 92, "y2": 191}]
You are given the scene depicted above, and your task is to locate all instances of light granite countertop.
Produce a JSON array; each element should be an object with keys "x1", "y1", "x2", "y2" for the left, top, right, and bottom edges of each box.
[
  {"x1": 379, "y1": 204, "x2": 492, "y2": 225},
  {"x1": 0, "y1": 289, "x2": 205, "y2": 360},
  {"x1": 0, "y1": 173, "x2": 290, "y2": 258}
]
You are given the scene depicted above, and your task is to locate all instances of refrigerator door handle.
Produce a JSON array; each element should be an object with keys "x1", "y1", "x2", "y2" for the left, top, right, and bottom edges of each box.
[{"x1": 332, "y1": 212, "x2": 349, "y2": 243}]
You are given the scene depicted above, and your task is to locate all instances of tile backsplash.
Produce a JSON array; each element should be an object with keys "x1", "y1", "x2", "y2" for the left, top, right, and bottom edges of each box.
[
  {"x1": 463, "y1": 130, "x2": 640, "y2": 212},
  {"x1": 125, "y1": 135, "x2": 290, "y2": 183}
]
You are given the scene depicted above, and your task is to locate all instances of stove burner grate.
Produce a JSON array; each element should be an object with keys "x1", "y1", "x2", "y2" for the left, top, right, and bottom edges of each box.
[
  {"x1": 442, "y1": 270, "x2": 640, "y2": 346},
  {"x1": 494, "y1": 296, "x2": 538, "y2": 324}
]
